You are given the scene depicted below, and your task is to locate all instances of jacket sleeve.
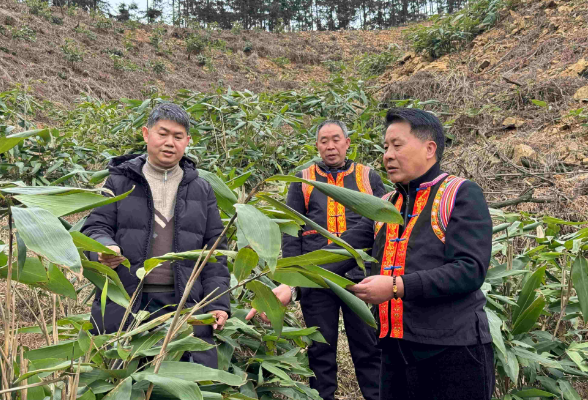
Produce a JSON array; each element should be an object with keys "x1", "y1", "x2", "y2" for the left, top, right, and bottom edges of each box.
[
  {"x1": 200, "y1": 186, "x2": 231, "y2": 315},
  {"x1": 402, "y1": 180, "x2": 492, "y2": 301},
  {"x1": 320, "y1": 215, "x2": 376, "y2": 276},
  {"x1": 81, "y1": 176, "x2": 119, "y2": 250},
  {"x1": 282, "y1": 180, "x2": 305, "y2": 258},
  {"x1": 369, "y1": 170, "x2": 387, "y2": 199}
]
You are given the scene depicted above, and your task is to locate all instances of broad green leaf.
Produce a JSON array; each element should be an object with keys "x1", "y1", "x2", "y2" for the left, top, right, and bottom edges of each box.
[
  {"x1": 16, "y1": 231, "x2": 26, "y2": 276},
  {"x1": 198, "y1": 169, "x2": 237, "y2": 216},
  {"x1": 511, "y1": 347, "x2": 562, "y2": 369},
  {"x1": 83, "y1": 269, "x2": 130, "y2": 308},
  {"x1": 0, "y1": 128, "x2": 48, "y2": 153},
  {"x1": 186, "y1": 313, "x2": 216, "y2": 326},
  {"x1": 266, "y1": 175, "x2": 403, "y2": 224},
  {"x1": 14, "y1": 361, "x2": 92, "y2": 383},
  {"x1": 530, "y1": 99, "x2": 548, "y2": 108},
  {"x1": 233, "y1": 248, "x2": 259, "y2": 282},
  {"x1": 143, "y1": 249, "x2": 238, "y2": 272},
  {"x1": 11, "y1": 206, "x2": 81, "y2": 272},
  {"x1": 132, "y1": 373, "x2": 203, "y2": 400},
  {"x1": 512, "y1": 388, "x2": 556, "y2": 398},
  {"x1": 101, "y1": 278, "x2": 108, "y2": 321},
  {"x1": 512, "y1": 296, "x2": 546, "y2": 335},
  {"x1": 296, "y1": 264, "x2": 355, "y2": 288},
  {"x1": 14, "y1": 188, "x2": 134, "y2": 217},
  {"x1": 571, "y1": 255, "x2": 588, "y2": 321},
  {"x1": 323, "y1": 278, "x2": 376, "y2": 328},
  {"x1": 137, "y1": 335, "x2": 214, "y2": 356},
  {"x1": 25, "y1": 340, "x2": 83, "y2": 361},
  {"x1": 103, "y1": 377, "x2": 132, "y2": 400},
  {"x1": 261, "y1": 362, "x2": 293, "y2": 383},
  {"x1": 258, "y1": 194, "x2": 365, "y2": 270},
  {"x1": 486, "y1": 308, "x2": 506, "y2": 359},
  {"x1": 89, "y1": 169, "x2": 110, "y2": 185},
  {"x1": 512, "y1": 266, "x2": 546, "y2": 323},
  {"x1": 78, "y1": 389, "x2": 97, "y2": 400},
  {"x1": 566, "y1": 350, "x2": 588, "y2": 373},
  {"x1": 271, "y1": 269, "x2": 324, "y2": 288},
  {"x1": 558, "y1": 379, "x2": 582, "y2": 400},
  {"x1": 82, "y1": 260, "x2": 128, "y2": 294},
  {"x1": 0, "y1": 257, "x2": 75, "y2": 299},
  {"x1": 278, "y1": 249, "x2": 351, "y2": 268},
  {"x1": 79, "y1": 329, "x2": 92, "y2": 353},
  {"x1": 246, "y1": 281, "x2": 286, "y2": 336},
  {"x1": 235, "y1": 204, "x2": 281, "y2": 272},
  {"x1": 139, "y1": 361, "x2": 245, "y2": 386}
]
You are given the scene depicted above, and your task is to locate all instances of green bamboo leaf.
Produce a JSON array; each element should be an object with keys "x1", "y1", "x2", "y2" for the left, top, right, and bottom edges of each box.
[
  {"x1": 512, "y1": 296, "x2": 546, "y2": 335},
  {"x1": 138, "y1": 361, "x2": 245, "y2": 386},
  {"x1": 0, "y1": 129, "x2": 48, "y2": 154},
  {"x1": 78, "y1": 389, "x2": 97, "y2": 400},
  {"x1": 83, "y1": 269, "x2": 130, "y2": 308},
  {"x1": 79, "y1": 329, "x2": 92, "y2": 353},
  {"x1": 198, "y1": 169, "x2": 237, "y2": 216},
  {"x1": 14, "y1": 188, "x2": 134, "y2": 217},
  {"x1": 89, "y1": 169, "x2": 110, "y2": 185},
  {"x1": 235, "y1": 204, "x2": 281, "y2": 272},
  {"x1": 0, "y1": 257, "x2": 75, "y2": 299},
  {"x1": 272, "y1": 269, "x2": 324, "y2": 288},
  {"x1": 485, "y1": 308, "x2": 507, "y2": 359},
  {"x1": 132, "y1": 373, "x2": 202, "y2": 400},
  {"x1": 233, "y1": 248, "x2": 259, "y2": 282},
  {"x1": 257, "y1": 194, "x2": 365, "y2": 270},
  {"x1": 261, "y1": 362, "x2": 293, "y2": 383},
  {"x1": 73, "y1": 233, "x2": 130, "y2": 268},
  {"x1": 246, "y1": 280, "x2": 286, "y2": 336},
  {"x1": 512, "y1": 388, "x2": 556, "y2": 398},
  {"x1": 266, "y1": 174, "x2": 402, "y2": 224},
  {"x1": 558, "y1": 379, "x2": 582, "y2": 400},
  {"x1": 137, "y1": 336, "x2": 214, "y2": 357},
  {"x1": 11, "y1": 206, "x2": 81, "y2": 272},
  {"x1": 571, "y1": 255, "x2": 588, "y2": 321},
  {"x1": 512, "y1": 266, "x2": 546, "y2": 323},
  {"x1": 14, "y1": 361, "x2": 92, "y2": 383},
  {"x1": 101, "y1": 278, "x2": 108, "y2": 322},
  {"x1": 323, "y1": 278, "x2": 376, "y2": 328},
  {"x1": 103, "y1": 377, "x2": 132, "y2": 400},
  {"x1": 15, "y1": 231, "x2": 26, "y2": 277}
]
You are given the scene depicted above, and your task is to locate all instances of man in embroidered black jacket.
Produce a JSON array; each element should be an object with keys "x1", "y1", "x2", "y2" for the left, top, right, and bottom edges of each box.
[
  {"x1": 338, "y1": 108, "x2": 494, "y2": 400},
  {"x1": 247, "y1": 120, "x2": 385, "y2": 400}
]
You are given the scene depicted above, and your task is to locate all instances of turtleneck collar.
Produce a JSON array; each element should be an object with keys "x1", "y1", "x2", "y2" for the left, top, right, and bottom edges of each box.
[
  {"x1": 317, "y1": 158, "x2": 353, "y2": 173},
  {"x1": 143, "y1": 157, "x2": 182, "y2": 180}
]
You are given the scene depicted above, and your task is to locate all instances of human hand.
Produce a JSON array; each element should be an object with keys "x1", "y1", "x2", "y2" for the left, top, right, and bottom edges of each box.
[
  {"x1": 348, "y1": 275, "x2": 404, "y2": 304},
  {"x1": 245, "y1": 284, "x2": 292, "y2": 323},
  {"x1": 98, "y1": 245, "x2": 126, "y2": 269},
  {"x1": 210, "y1": 310, "x2": 229, "y2": 330}
]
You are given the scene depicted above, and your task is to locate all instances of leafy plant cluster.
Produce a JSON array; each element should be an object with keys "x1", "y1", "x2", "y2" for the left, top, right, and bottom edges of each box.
[
  {"x1": 62, "y1": 38, "x2": 85, "y2": 65},
  {"x1": 356, "y1": 45, "x2": 399, "y2": 78},
  {"x1": 405, "y1": 0, "x2": 505, "y2": 58},
  {"x1": 11, "y1": 25, "x2": 37, "y2": 42}
]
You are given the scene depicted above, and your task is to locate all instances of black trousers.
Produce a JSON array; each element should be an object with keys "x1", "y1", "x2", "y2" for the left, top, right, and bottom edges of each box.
[
  {"x1": 140, "y1": 292, "x2": 218, "y2": 368},
  {"x1": 380, "y1": 340, "x2": 495, "y2": 400},
  {"x1": 301, "y1": 288, "x2": 381, "y2": 400}
]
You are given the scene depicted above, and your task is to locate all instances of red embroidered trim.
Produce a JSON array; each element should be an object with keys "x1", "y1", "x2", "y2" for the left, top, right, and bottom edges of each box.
[
  {"x1": 419, "y1": 173, "x2": 448, "y2": 189},
  {"x1": 431, "y1": 176, "x2": 467, "y2": 243},
  {"x1": 374, "y1": 191, "x2": 395, "y2": 238},
  {"x1": 355, "y1": 164, "x2": 373, "y2": 195},
  {"x1": 378, "y1": 187, "x2": 432, "y2": 339},
  {"x1": 324, "y1": 164, "x2": 355, "y2": 244},
  {"x1": 302, "y1": 230, "x2": 318, "y2": 236},
  {"x1": 302, "y1": 165, "x2": 316, "y2": 212}
]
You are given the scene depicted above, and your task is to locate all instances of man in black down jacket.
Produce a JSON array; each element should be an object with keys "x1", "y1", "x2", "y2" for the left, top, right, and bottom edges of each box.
[{"x1": 82, "y1": 103, "x2": 230, "y2": 368}]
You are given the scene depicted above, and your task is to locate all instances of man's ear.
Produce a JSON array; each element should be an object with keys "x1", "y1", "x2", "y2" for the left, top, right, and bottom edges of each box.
[
  {"x1": 142, "y1": 126, "x2": 149, "y2": 143},
  {"x1": 426, "y1": 141, "x2": 437, "y2": 160}
]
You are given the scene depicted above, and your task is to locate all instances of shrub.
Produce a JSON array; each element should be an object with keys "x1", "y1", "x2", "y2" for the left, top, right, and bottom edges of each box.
[
  {"x1": 51, "y1": 15, "x2": 63, "y2": 25},
  {"x1": 151, "y1": 60, "x2": 166, "y2": 74},
  {"x1": 272, "y1": 56, "x2": 291, "y2": 68},
  {"x1": 405, "y1": 0, "x2": 505, "y2": 58},
  {"x1": 323, "y1": 59, "x2": 346, "y2": 74},
  {"x1": 243, "y1": 41, "x2": 253, "y2": 53},
  {"x1": 95, "y1": 17, "x2": 113, "y2": 31},
  {"x1": 186, "y1": 33, "x2": 207, "y2": 59},
  {"x1": 231, "y1": 21, "x2": 243, "y2": 35},
  {"x1": 196, "y1": 54, "x2": 208, "y2": 66},
  {"x1": 26, "y1": 0, "x2": 51, "y2": 19},
  {"x1": 102, "y1": 47, "x2": 124, "y2": 57},
  {"x1": 149, "y1": 25, "x2": 166, "y2": 49},
  {"x1": 75, "y1": 25, "x2": 97, "y2": 41},
  {"x1": 11, "y1": 26, "x2": 36, "y2": 42},
  {"x1": 61, "y1": 38, "x2": 84, "y2": 64},
  {"x1": 357, "y1": 45, "x2": 399, "y2": 78},
  {"x1": 4, "y1": 16, "x2": 16, "y2": 26}
]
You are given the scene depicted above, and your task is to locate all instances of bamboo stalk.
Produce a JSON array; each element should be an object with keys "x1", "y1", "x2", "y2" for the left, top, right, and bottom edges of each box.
[
  {"x1": 0, "y1": 377, "x2": 67, "y2": 395},
  {"x1": 14, "y1": 289, "x2": 51, "y2": 346},
  {"x1": 34, "y1": 291, "x2": 51, "y2": 345},
  {"x1": 52, "y1": 294, "x2": 59, "y2": 345},
  {"x1": 19, "y1": 347, "x2": 27, "y2": 400}
]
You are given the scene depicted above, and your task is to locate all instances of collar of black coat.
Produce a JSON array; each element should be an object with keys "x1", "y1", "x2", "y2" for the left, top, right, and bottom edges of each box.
[
  {"x1": 316, "y1": 158, "x2": 353, "y2": 173},
  {"x1": 107, "y1": 153, "x2": 199, "y2": 184},
  {"x1": 395, "y1": 162, "x2": 442, "y2": 197}
]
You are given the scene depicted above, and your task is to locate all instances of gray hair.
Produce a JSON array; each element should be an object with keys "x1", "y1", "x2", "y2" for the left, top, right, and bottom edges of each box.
[
  {"x1": 147, "y1": 102, "x2": 191, "y2": 133},
  {"x1": 316, "y1": 120, "x2": 349, "y2": 140}
]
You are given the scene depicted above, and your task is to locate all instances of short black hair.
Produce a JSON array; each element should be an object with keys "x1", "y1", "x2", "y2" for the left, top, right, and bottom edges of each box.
[
  {"x1": 384, "y1": 108, "x2": 445, "y2": 161},
  {"x1": 147, "y1": 102, "x2": 191, "y2": 134},
  {"x1": 316, "y1": 120, "x2": 349, "y2": 140}
]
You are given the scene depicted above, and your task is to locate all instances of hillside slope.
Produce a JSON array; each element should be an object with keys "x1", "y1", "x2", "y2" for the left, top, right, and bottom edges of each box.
[
  {"x1": 379, "y1": 0, "x2": 588, "y2": 220},
  {"x1": 0, "y1": 0, "x2": 400, "y2": 106}
]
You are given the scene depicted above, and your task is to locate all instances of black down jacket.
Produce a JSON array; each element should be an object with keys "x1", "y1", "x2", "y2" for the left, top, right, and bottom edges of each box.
[{"x1": 82, "y1": 154, "x2": 230, "y2": 334}]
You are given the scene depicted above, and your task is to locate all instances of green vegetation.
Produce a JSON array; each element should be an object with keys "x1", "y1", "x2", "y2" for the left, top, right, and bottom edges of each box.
[
  {"x1": 61, "y1": 38, "x2": 85, "y2": 65},
  {"x1": 405, "y1": 0, "x2": 505, "y2": 58},
  {"x1": 357, "y1": 45, "x2": 399, "y2": 78}
]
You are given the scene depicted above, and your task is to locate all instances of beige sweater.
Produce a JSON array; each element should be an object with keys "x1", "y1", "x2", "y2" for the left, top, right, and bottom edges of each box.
[{"x1": 142, "y1": 158, "x2": 184, "y2": 291}]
